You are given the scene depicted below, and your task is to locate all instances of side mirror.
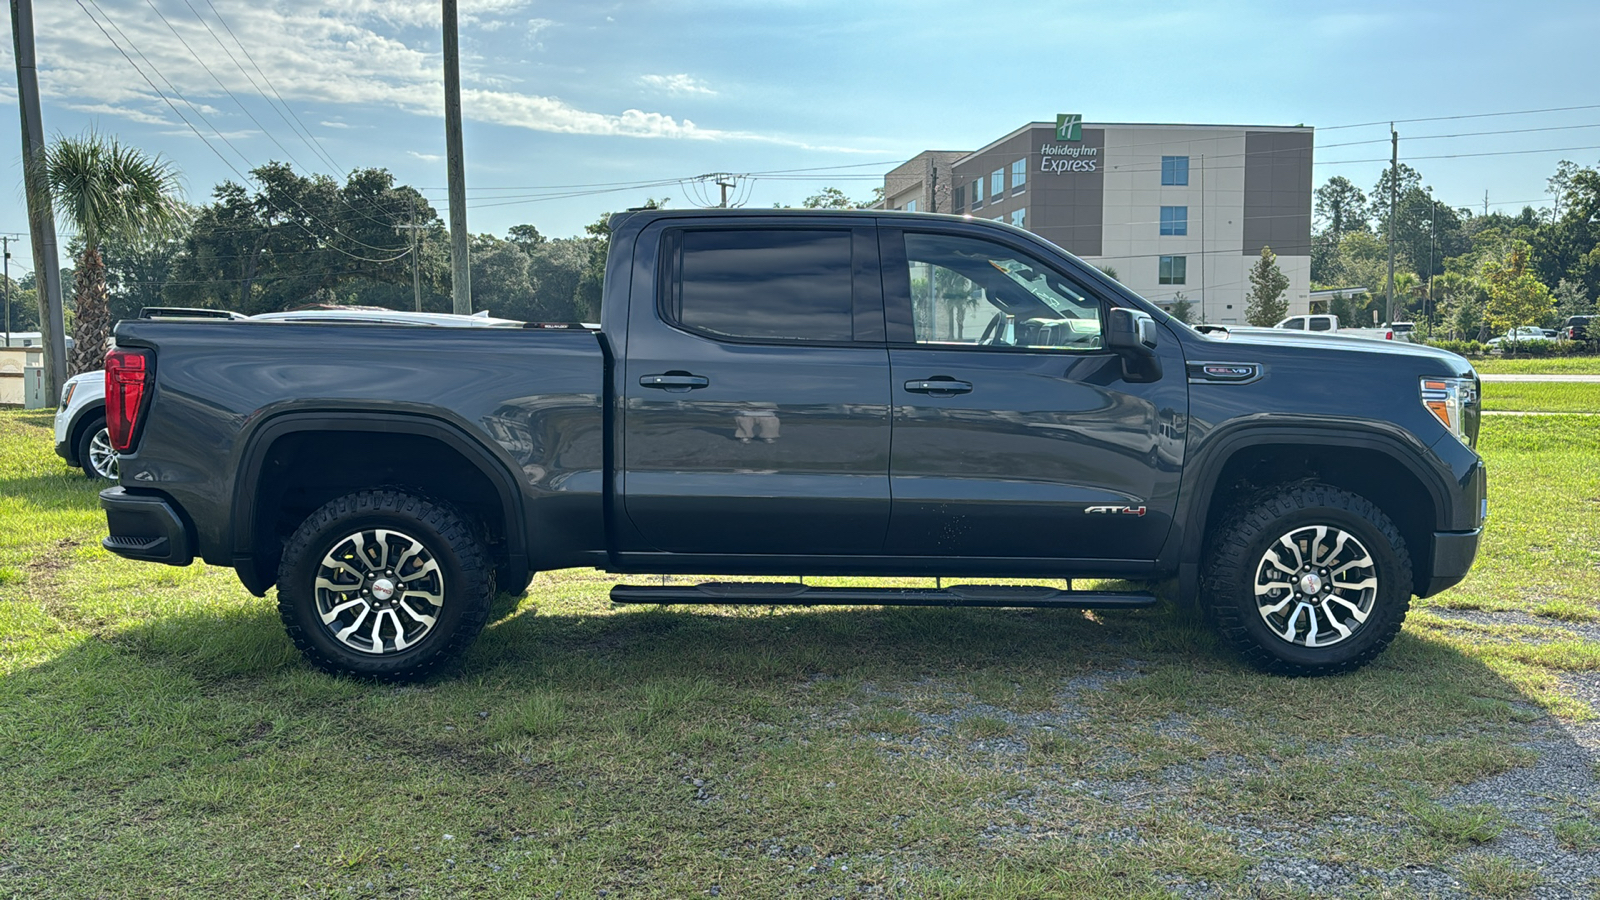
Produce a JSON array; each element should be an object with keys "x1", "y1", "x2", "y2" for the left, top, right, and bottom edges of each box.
[{"x1": 1104, "y1": 307, "x2": 1161, "y2": 382}]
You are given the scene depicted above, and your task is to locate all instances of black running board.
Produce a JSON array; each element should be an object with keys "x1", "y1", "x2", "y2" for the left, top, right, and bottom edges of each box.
[{"x1": 609, "y1": 582, "x2": 1157, "y2": 609}]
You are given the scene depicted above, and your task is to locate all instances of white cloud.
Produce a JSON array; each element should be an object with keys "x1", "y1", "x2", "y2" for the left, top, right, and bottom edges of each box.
[
  {"x1": 35, "y1": 1, "x2": 875, "y2": 152},
  {"x1": 638, "y1": 74, "x2": 717, "y2": 97},
  {"x1": 319, "y1": 120, "x2": 357, "y2": 129},
  {"x1": 407, "y1": 150, "x2": 444, "y2": 162}
]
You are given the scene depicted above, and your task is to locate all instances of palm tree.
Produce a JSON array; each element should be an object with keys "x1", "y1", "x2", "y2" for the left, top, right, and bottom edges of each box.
[{"x1": 44, "y1": 133, "x2": 183, "y2": 375}]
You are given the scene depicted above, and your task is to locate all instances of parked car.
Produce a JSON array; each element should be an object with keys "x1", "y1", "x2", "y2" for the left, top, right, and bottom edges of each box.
[
  {"x1": 54, "y1": 369, "x2": 113, "y2": 480},
  {"x1": 1273, "y1": 314, "x2": 1411, "y2": 342},
  {"x1": 1485, "y1": 326, "x2": 1550, "y2": 350},
  {"x1": 1559, "y1": 316, "x2": 1592, "y2": 342},
  {"x1": 55, "y1": 308, "x2": 527, "y2": 480},
  {"x1": 100, "y1": 209, "x2": 1486, "y2": 682}
]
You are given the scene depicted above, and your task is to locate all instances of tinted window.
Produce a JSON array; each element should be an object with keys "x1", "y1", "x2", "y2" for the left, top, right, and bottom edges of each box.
[
  {"x1": 667, "y1": 229, "x2": 854, "y2": 342},
  {"x1": 1283, "y1": 318, "x2": 1306, "y2": 330},
  {"x1": 904, "y1": 233, "x2": 1102, "y2": 352},
  {"x1": 1309, "y1": 317, "x2": 1332, "y2": 331}
]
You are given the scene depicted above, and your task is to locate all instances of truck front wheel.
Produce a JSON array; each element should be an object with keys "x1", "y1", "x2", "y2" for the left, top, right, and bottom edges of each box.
[
  {"x1": 1203, "y1": 483, "x2": 1412, "y2": 676},
  {"x1": 277, "y1": 490, "x2": 495, "y2": 681}
]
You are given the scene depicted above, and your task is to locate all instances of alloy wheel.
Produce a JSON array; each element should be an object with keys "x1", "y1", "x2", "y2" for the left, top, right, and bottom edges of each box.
[
  {"x1": 88, "y1": 427, "x2": 119, "y2": 480},
  {"x1": 1252, "y1": 524, "x2": 1378, "y2": 648},
  {"x1": 314, "y1": 528, "x2": 445, "y2": 655}
]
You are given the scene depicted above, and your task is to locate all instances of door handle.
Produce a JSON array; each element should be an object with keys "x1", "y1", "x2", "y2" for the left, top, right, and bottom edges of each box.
[
  {"x1": 904, "y1": 379, "x2": 973, "y2": 395},
  {"x1": 639, "y1": 372, "x2": 710, "y2": 392}
]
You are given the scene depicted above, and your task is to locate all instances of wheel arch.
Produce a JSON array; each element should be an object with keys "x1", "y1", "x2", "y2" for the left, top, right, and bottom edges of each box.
[
  {"x1": 65, "y1": 402, "x2": 106, "y2": 468},
  {"x1": 231, "y1": 412, "x2": 529, "y2": 596},
  {"x1": 1171, "y1": 423, "x2": 1450, "y2": 599}
]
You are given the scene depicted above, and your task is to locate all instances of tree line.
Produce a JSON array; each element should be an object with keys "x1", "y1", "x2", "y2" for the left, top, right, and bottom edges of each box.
[{"x1": 1311, "y1": 159, "x2": 1599, "y2": 339}]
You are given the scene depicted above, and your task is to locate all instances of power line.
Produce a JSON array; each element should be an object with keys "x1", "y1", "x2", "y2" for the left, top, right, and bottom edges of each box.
[
  {"x1": 76, "y1": 0, "x2": 410, "y2": 263},
  {"x1": 1319, "y1": 103, "x2": 1600, "y2": 132},
  {"x1": 138, "y1": 0, "x2": 403, "y2": 237},
  {"x1": 197, "y1": 0, "x2": 343, "y2": 174}
]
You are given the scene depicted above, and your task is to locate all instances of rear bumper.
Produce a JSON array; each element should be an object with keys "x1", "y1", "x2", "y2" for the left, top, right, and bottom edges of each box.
[
  {"x1": 1420, "y1": 528, "x2": 1481, "y2": 597},
  {"x1": 100, "y1": 487, "x2": 194, "y2": 566}
]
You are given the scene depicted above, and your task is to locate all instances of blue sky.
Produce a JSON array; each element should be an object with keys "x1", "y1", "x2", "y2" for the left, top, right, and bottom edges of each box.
[{"x1": 3, "y1": 0, "x2": 1600, "y2": 272}]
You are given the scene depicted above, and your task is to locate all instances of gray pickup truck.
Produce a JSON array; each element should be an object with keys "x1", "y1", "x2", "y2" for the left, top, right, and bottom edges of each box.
[{"x1": 99, "y1": 209, "x2": 1486, "y2": 681}]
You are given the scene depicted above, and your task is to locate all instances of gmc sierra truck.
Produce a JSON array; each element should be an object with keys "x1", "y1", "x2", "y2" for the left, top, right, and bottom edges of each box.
[{"x1": 99, "y1": 209, "x2": 1486, "y2": 681}]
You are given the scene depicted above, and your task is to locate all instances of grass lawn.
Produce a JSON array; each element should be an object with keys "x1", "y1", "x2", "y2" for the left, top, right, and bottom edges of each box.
[
  {"x1": 1482, "y1": 381, "x2": 1600, "y2": 413},
  {"x1": 1472, "y1": 355, "x2": 1600, "y2": 375},
  {"x1": 2, "y1": 408, "x2": 1599, "y2": 897}
]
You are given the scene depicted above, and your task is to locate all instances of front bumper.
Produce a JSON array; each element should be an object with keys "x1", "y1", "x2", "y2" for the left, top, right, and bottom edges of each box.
[
  {"x1": 100, "y1": 487, "x2": 194, "y2": 566},
  {"x1": 1420, "y1": 528, "x2": 1482, "y2": 597},
  {"x1": 55, "y1": 438, "x2": 73, "y2": 464}
]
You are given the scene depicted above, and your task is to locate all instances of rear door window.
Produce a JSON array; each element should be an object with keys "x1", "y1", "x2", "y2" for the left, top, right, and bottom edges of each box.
[
  {"x1": 663, "y1": 229, "x2": 856, "y2": 342},
  {"x1": 1309, "y1": 317, "x2": 1332, "y2": 332}
]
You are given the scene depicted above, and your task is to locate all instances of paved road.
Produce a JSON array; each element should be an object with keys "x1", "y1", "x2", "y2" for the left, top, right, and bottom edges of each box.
[{"x1": 1479, "y1": 374, "x2": 1600, "y2": 382}]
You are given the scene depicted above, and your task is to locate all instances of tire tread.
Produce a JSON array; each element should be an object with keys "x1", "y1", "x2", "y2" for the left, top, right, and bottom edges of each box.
[
  {"x1": 1204, "y1": 483, "x2": 1412, "y2": 676},
  {"x1": 277, "y1": 490, "x2": 494, "y2": 682}
]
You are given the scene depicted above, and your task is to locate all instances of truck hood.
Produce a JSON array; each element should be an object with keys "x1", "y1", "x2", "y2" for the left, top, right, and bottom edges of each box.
[{"x1": 1185, "y1": 329, "x2": 1476, "y2": 377}]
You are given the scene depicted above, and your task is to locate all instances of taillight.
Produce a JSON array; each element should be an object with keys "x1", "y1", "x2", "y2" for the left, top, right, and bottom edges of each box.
[
  {"x1": 105, "y1": 347, "x2": 154, "y2": 452},
  {"x1": 1384, "y1": 330, "x2": 1393, "y2": 340}
]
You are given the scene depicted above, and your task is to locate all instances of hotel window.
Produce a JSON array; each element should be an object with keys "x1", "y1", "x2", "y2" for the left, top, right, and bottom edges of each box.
[
  {"x1": 1010, "y1": 209, "x2": 1025, "y2": 229},
  {"x1": 971, "y1": 178, "x2": 983, "y2": 209},
  {"x1": 1161, "y1": 156, "x2": 1189, "y2": 186},
  {"x1": 904, "y1": 200, "x2": 917, "y2": 213},
  {"x1": 954, "y1": 185, "x2": 965, "y2": 213},
  {"x1": 1011, "y1": 158, "x2": 1026, "y2": 191},
  {"x1": 1159, "y1": 255, "x2": 1187, "y2": 285},
  {"x1": 1159, "y1": 206, "x2": 1188, "y2": 235},
  {"x1": 991, "y1": 169, "x2": 1004, "y2": 197}
]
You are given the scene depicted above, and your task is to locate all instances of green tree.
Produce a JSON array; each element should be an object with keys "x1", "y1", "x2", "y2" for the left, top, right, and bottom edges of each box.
[
  {"x1": 1314, "y1": 176, "x2": 1368, "y2": 238},
  {"x1": 43, "y1": 133, "x2": 183, "y2": 374},
  {"x1": 1166, "y1": 292, "x2": 1193, "y2": 325},
  {"x1": 166, "y1": 164, "x2": 437, "y2": 315},
  {"x1": 3, "y1": 273, "x2": 40, "y2": 333},
  {"x1": 1245, "y1": 246, "x2": 1290, "y2": 326},
  {"x1": 573, "y1": 198, "x2": 667, "y2": 322},
  {"x1": 801, "y1": 187, "x2": 862, "y2": 209},
  {"x1": 1483, "y1": 241, "x2": 1554, "y2": 342},
  {"x1": 1430, "y1": 272, "x2": 1484, "y2": 340},
  {"x1": 1553, "y1": 277, "x2": 1592, "y2": 318}
]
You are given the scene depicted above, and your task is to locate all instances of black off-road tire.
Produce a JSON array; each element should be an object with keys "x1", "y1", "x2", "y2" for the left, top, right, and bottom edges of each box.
[
  {"x1": 278, "y1": 490, "x2": 494, "y2": 682},
  {"x1": 1203, "y1": 483, "x2": 1412, "y2": 676}
]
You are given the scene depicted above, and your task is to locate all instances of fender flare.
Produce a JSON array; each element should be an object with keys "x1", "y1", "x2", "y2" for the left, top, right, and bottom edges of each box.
[
  {"x1": 229, "y1": 410, "x2": 529, "y2": 596},
  {"x1": 1164, "y1": 419, "x2": 1453, "y2": 589}
]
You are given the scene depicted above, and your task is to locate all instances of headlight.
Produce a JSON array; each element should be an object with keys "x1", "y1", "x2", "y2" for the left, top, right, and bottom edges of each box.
[
  {"x1": 1421, "y1": 377, "x2": 1477, "y2": 447},
  {"x1": 58, "y1": 381, "x2": 77, "y2": 410}
]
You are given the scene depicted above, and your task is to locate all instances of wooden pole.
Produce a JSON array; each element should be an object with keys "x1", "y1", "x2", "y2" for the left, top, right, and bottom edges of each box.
[
  {"x1": 11, "y1": 0, "x2": 67, "y2": 398},
  {"x1": 442, "y1": 0, "x2": 471, "y2": 314}
]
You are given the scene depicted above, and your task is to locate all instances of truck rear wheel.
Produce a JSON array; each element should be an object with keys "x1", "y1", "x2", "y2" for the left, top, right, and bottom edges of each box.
[
  {"x1": 277, "y1": 490, "x2": 494, "y2": 681},
  {"x1": 1203, "y1": 483, "x2": 1412, "y2": 676}
]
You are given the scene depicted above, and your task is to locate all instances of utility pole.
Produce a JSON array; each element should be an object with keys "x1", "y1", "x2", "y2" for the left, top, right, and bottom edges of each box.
[
  {"x1": 442, "y1": 0, "x2": 471, "y2": 314},
  {"x1": 2, "y1": 236, "x2": 10, "y2": 346},
  {"x1": 716, "y1": 174, "x2": 735, "y2": 208},
  {"x1": 1427, "y1": 194, "x2": 1438, "y2": 324},
  {"x1": 11, "y1": 0, "x2": 67, "y2": 398},
  {"x1": 1385, "y1": 124, "x2": 1398, "y2": 325},
  {"x1": 395, "y1": 200, "x2": 425, "y2": 312},
  {"x1": 1198, "y1": 153, "x2": 1207, "y2": 323}
]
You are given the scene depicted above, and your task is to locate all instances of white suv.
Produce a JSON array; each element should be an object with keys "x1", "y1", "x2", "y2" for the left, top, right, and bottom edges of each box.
[{"x1": 54, "y1": 369, "x2": 115, "y2": 480}]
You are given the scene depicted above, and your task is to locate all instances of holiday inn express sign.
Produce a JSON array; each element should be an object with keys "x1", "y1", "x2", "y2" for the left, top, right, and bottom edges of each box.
[{"x1": 1041, "y1": 113, "x2": 1098, "y2": 173}]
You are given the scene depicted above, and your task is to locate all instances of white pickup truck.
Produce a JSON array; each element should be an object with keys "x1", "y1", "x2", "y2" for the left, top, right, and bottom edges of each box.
[{"x1": 1274, "y1": 314, "x2": 1413, "y2": 342}]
